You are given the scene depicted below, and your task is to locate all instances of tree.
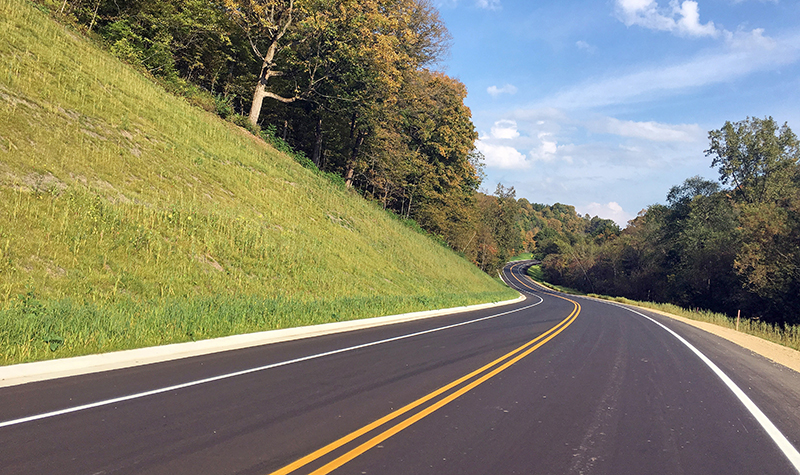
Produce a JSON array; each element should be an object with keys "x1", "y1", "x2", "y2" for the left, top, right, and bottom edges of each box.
[
  {"x1": 733, "y1": 163, "x2": 800, "y2": 323},
  {"x1": 706, "y1": 116, "x2": 799, "y2": 204},
  {"x1": 224, "y1": 0, "x2": 299, "y2": 126}
]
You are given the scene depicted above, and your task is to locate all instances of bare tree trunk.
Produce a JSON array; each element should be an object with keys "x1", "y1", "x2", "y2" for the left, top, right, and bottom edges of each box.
[
  {"x1": 246, "y1": 2, "x2": 294, "y2": 127},
  {"x1": 345, "y1": 132, "x2": 365, "y2": 188},
  {"x1": 88, "y1": 0, "x2": 100, "y2": 32},
  {"x1": 312, "y1": 116, "x2": 323, "y2": 167},
  {"x1": 248, "y1": 53, "x2": 273, "y2": 126}
]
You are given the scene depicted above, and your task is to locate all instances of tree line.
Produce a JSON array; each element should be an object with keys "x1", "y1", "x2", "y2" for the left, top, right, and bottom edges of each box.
[
  {"x1": 540, "y1": 117, "x2": 799, "y2": 326},
  {"x1": 39, "y1": 0, "x2": 516, "y2": 269}
]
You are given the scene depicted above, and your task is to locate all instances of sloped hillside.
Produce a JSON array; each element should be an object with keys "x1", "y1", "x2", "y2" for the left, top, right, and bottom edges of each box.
[{"x1": 0, "y1": 0, "x2": 515, "y2": 364}]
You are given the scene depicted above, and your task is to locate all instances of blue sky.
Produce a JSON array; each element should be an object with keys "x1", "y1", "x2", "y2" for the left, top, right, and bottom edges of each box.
[{"x1": 434, "y1": 0, "x2": 800, "y2": 225}]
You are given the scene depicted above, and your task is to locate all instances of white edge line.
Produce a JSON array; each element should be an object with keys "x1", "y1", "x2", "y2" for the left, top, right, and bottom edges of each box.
[
  {"x1": 510, "y1": 264, "x2": 800, "y2": 472},
  {"x1": 613, "y1": 303, "x2": 800, "y2": 472},
  {"x1": 0, "y1": 294, "x2": 526, "y2": 388},
  {"x1": 0, "y1": 296, "x2": 543, "y2": 429}
]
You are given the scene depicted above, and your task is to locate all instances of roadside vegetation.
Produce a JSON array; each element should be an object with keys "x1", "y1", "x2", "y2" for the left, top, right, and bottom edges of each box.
[
  {"x1": 487, "y1": 117, "x2": 799, "y2": 348},
  {"x1": 0, "y1": 0, "x2": 516, "y2": 365},
  {"x1": 535, "y1": 117, "x2": 799, "y2": 330},
  {"x1": 526, "y1": 264, "x2": 800, "y2": 353}
]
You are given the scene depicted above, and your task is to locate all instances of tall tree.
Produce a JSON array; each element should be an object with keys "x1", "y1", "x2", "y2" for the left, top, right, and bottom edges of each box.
[
  {"x1": 224, "y1": 0, "x2": 299, "y2": 125},
  {"x1": 706, "y1": 116, "x2": 799, "y2": 204}
]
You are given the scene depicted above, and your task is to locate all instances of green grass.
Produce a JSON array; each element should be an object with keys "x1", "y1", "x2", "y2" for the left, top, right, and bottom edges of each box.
[
  {"x1": 0, "y1": 0, "x2": 517, "y2": 364},
  {"x1": 589, "y1": 295, "x2": 800, "y2": 353},
  {"x1": 524, "y1": 266, "x2": 800, "y2": 352},
  {"x1": 526, "y1": 265, "x2": 585, "y2": 295}
]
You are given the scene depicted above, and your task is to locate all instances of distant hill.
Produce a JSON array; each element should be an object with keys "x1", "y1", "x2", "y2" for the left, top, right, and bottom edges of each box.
[{"x1": 0, "y1": 0, "x2": 515, "y2": 364}]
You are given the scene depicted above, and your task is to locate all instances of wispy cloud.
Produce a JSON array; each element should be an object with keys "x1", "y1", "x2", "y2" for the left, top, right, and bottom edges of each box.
[
  {"x1": 590, "y1": 117, "x2": 704, "y2": 142},
  {"x1": 529, "y1": 132, "x2": 561, "y2": 162},
  {"x1": 487, "y1": 83, "x2": 518, "y2": 97},
  {"x1": 537, "y1": 30, "x2": 800, "y2": 110},
  {"x1": 576, "y1": 40, "x2": 597, "y2": 53},
  {"x1": 433, "y1": 0, "x2": 501, "y2": 9},
  {"x1": 475, "y1": 0, "x2": 501, "y2": 10}
]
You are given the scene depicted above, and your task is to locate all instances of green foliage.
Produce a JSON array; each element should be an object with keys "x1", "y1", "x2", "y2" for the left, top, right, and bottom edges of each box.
[
  {"x1": 537, "y1": 118, "x2": 800, "y2": 327},
  {"x1": 1, "y1": 290, "x2": 514, "y2": 364},
  {"x1": 0, "y1": 0, "x2": 516, "y2": 364},
  {"x1": 706, "y1": 116, "x2": 799, "y2": 204}
]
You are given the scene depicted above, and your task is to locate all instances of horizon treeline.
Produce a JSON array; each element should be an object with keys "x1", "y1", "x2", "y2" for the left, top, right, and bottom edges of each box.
[{"x1": 540, "y1": 117, "x2": 800, "y2": 326}]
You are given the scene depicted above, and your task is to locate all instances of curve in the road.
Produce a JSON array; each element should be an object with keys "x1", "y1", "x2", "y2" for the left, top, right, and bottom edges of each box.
[
  {"x1": 513, "y1": 260, "x2": 800, "y2": 473},
  {"x1": 269, "y1": 262, "x2": 581, "y2": 475}
]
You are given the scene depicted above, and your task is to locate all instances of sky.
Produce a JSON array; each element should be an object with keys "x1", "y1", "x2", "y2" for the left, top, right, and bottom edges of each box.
[{"x1": 433, "y1": 0, "x2": 800, "y2": 226}]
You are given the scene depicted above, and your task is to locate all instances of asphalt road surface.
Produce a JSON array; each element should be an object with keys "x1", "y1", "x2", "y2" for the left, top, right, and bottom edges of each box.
[{"x1": 2, "y1": 261, "x2": 800, "y2": 474}]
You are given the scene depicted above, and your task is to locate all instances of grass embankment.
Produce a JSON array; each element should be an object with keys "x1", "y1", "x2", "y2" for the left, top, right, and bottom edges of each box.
[
  {"x1": 525, "y1": 264, "x2": 800, "y2": 352},
  {"x1": 0, "y1": 0, "x2": 517, "y2": 365}
]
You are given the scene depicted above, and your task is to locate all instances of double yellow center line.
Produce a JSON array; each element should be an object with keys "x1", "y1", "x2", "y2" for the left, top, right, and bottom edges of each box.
[{"x1": 270, "y1": 263, "x2": 579, "y2": 475}]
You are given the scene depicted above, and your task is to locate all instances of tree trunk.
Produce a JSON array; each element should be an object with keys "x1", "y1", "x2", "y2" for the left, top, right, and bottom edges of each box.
[
  {"x1": 312, "y1": 116, "x2": 323, "y2": 167},
  {"x1": 345, "y1": 132, "x2": 365, "y2": 188},
  {"x1": 246, "y1": 2, "x2": 294, "y2": 127},
  {"x1": 248, "y1": 78, "x2": 269, "y2": 126}
]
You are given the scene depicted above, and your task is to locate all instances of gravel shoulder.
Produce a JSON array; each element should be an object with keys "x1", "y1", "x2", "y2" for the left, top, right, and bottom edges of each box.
[{"x1": 633, "y1": 304, "x2": 800, "y2": 374}]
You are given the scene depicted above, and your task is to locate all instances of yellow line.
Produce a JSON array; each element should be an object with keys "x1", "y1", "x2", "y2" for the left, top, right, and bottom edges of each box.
[
  {"x1": 269, "y1": 271, "x2": 579, "y2": 475},
  {"x1": 309, "y1": 307, "x2": 579, "y2": 475}
]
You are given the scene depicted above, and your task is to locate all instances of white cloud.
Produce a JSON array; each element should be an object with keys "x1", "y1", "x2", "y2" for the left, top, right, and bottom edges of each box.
[
  {"x1": 725, "y1": 28, "x2": 777, "y2": 50},
  {"x1": 529, "y1": 132, "x2": 561, "y2": 162},
  {"x1": 476, "y1": 141, "x2": 529, "y2": 169},
  {"x1": 615, "y1": 0, "x2": 720, "y2": 38},
  {"x1": 577, "y1": 202, "x2": 635, "y2": 226},
  {"x1": 490, "y1": 119, "x2": 520, "y2": 139},
  {"x1": 487, "y1": 84, "x2": 518, "y2": 97},
  {"x1": 591, "y1": 117, "x2": 703, "y2": 142},
  {"x1": 475, "y1": 0, "x2": 501, "y2": 10},
  {"x1": 511, "y1": 107, "x2": 568, "y2": 123},
  {"x1": 576, "y1": 40, "x2": 597, "y2": 53}
]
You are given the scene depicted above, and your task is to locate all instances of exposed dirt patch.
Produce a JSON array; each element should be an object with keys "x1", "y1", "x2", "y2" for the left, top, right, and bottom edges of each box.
[
  {"x1": 0, "y1": 86, "x2": 39, "y2": 110},
  {"x1": 4, "y1": 172, "x2": 68, "y2": 194},
  {"x1": 196, "y1": 253, "x2": 224, "y2": 272}
]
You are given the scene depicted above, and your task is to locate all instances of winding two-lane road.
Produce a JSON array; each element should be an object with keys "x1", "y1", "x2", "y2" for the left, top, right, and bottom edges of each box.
[{"x1": 1, "y1": 262, "x2": 799, "y2": 474}]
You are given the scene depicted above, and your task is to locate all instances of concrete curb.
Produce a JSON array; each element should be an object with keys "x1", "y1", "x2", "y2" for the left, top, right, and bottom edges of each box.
[{"x1": 0, "y1": 294, "x2": 526, "y2": 388}]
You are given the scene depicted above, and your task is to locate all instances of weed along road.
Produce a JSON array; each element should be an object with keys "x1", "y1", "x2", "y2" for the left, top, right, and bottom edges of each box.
[{"x1": 2, "y1": 263, "x2": 800, "y2": 474}]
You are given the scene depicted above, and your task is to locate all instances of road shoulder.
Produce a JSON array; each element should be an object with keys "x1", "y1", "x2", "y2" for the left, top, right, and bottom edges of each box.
[{"x1": 628, "y1": 304, "x2": 800, "y2": 375}]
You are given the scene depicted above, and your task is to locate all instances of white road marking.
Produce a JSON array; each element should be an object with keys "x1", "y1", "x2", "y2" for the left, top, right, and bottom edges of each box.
[
  {"x1": 513, "y1": 263, "x2": 800, "y2": 472},
  {"x1": 0, "y1": 295, "x2": 543, "y2": 429},
  {"x1": 623, "y1": 306, "x2": 800, "y2": 472}
]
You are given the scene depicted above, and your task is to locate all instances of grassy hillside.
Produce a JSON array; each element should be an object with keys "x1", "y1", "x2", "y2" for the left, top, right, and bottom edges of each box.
[{"x1": 0, "y1": 0, "x2": 516, "y2": 365}]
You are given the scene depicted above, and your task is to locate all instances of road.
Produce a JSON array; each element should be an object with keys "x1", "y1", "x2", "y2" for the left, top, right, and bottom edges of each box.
[{"x1": 1, "y1": 261, "x2": 800, "y2": 474}]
